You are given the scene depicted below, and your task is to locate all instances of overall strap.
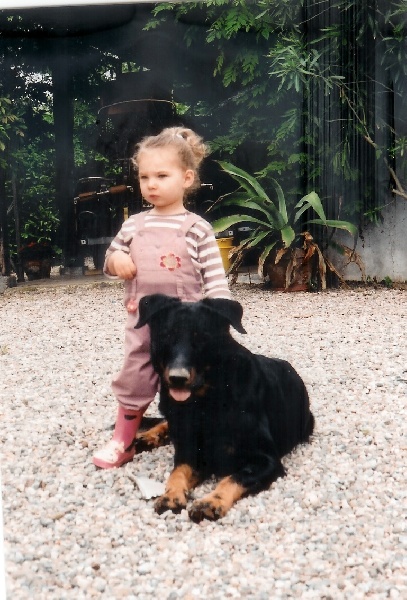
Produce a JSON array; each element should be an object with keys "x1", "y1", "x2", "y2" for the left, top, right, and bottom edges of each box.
[
  {"x1": 132, "y1": 211, "x2": 146, "y2": 229},
  {"x1": 178, "y1": 212, "x2": 202, "y2": 235}
]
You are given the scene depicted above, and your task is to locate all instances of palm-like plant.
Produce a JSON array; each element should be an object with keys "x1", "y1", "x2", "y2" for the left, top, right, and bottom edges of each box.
[{"x1": 209, "y1": 161, "x2": 364, "y2": 289}]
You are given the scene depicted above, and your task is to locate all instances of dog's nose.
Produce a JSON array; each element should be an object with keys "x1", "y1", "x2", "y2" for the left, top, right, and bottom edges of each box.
[{"x1": 168, "y1": 367, "x2": 190, "y2": 387}]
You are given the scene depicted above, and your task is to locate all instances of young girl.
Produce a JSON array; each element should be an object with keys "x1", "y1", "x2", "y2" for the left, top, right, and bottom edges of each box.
[{"x1": 93, "y1": 126, "x2": 231, "y2": 469}]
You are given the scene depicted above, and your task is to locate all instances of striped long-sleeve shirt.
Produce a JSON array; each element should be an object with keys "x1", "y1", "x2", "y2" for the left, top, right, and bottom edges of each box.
[{"x1": 104, "y1": 212, "x2": 231, "y2": 299}]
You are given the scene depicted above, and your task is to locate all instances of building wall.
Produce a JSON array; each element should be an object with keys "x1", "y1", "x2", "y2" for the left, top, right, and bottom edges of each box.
[{"x1": 332, "y1": 199, "x2": 407, "y2": 282}]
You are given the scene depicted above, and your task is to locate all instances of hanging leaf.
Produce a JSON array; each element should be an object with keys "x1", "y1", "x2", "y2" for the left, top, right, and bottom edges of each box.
[
  {"x1": 275, "y1": 246, "x2": 289, "y2": 264},
  {"x1": 258, "y1": 241, "x2": 278, "y2": 278},
  {"x1": 306, "y1": 219, "x2": 358, "y2": 237}
]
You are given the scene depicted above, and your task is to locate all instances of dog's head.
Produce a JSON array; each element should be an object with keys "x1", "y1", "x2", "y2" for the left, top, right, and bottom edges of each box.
[{"x1": 135, "y1": 294, "x2": 246, "y2": 402}]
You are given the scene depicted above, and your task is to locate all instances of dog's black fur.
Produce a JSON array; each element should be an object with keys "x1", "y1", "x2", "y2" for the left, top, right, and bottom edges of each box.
[{"x1": 135, "y1": 293, "x2": 314, "y2": 522}]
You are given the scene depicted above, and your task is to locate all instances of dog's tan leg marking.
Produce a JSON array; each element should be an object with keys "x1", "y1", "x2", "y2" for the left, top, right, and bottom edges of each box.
[
  {"x1": 135, "y1": 421, "x2": 169, "y2": 448},
  {"x1": 188, "y1": 476, "x2": 247, "y2": 522},
  {"x1": 155, "y1": 464, "x2": 200, "y2": 514}
]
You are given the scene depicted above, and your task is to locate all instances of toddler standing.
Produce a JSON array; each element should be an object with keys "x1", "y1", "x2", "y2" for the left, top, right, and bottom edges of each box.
[{"x1": 93, "y1": 126, "x2": 231, "y2": 468}]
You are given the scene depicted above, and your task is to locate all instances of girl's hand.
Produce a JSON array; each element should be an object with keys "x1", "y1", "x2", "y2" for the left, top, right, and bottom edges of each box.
[
  {"x1": 107, "y1": 251, "x2": 137, "y2": 280},
  {"x1": 126, "y1": 299, "x2": 138, "y2": 313}
]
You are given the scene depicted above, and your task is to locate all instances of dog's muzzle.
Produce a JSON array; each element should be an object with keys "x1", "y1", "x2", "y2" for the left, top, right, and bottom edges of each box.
[{"x1": 167, "y1": 367, "x2": 193, "y2": 402}]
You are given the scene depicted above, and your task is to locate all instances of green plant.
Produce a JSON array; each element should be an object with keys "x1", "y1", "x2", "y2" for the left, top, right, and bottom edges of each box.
[
  {"x1": 20, "y1": 198, "x2": 60, "y2": 254},
  {"x1": 209, "y1": 161, "x2": 363, "y2": 289}
]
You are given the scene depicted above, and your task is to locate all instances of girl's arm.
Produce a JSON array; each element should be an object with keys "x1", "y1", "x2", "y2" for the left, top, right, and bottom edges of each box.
[
  {"x1": 187, "y1": 220, "x2": 231, "y2": 299},
  {"x1": 104, "y1": 216, "x2": 137, "y2": 280}
]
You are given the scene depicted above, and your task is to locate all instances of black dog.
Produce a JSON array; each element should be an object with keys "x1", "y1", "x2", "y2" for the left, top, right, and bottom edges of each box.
[{"x1": 135, "y1": 293, "x2": 314, "y2": 522}]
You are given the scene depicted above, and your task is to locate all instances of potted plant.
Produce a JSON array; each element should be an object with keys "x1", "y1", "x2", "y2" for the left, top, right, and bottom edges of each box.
[
  {"x1": 208, "y1": 162, "x2": 364, "y2": 290},
  {"x1": 19, "y1": 199, "x2": 60, "y2": 280}
]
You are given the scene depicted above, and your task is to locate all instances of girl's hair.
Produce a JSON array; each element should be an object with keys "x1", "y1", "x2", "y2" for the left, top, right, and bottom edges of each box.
[{"x1": 132, "y1": 126, "x2": 209, "y2": 193}]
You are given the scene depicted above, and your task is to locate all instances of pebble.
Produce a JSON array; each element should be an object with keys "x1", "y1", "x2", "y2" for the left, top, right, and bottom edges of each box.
[{"x1": 1, "y1": 284, "x2": 406, "y2": 599}]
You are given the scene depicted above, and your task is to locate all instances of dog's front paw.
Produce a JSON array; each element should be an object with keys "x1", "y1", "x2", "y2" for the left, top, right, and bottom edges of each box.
[
  {"x1": 154, "y1": 492, "x2": 187, "y2": 515},
  {"x1": 188, "y1": 499, "x2": 226, "y2": 523},
  {"x1": 134, "y1": 421, "x2": 169, "y2": 453},
  {"x1": 188, "y1": 476, "x2": 245, "y2": 522}
]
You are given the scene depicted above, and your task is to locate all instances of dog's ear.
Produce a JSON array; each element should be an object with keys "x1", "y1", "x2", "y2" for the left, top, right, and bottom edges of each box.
[
  {"x1": 202, "y1": 298, "x2": 247, "y2": 334},
  {"x1": 135, "y1": 294, "x2": 181, "y2": 329}
]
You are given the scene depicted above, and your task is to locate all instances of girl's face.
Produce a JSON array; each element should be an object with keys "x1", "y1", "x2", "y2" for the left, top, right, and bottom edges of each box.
[{"x1": 137, "y1": 147, "x2": 195, "y2": 215}]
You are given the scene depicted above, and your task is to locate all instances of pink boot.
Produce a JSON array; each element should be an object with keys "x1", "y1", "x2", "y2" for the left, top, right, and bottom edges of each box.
[{"x1": 93, "y1": 405, "x2": 144, "y2": 469}]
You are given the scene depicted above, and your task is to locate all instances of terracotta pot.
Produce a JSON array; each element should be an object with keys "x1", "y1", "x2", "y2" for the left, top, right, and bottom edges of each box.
[
  {"x1": 23, "y1": 258, "x2": 52, "y2": 280},
  {"x1": 264, "y1": 248, "x2": 312, "y2": 291},
  {"x1": 20, "y1": 243, "x2": 52, "y2": 280}
]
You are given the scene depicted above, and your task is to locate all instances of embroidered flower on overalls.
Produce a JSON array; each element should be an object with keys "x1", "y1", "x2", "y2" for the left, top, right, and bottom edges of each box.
[{"x1": 160, "y1": 252, "x2": 181, "y2": 271}]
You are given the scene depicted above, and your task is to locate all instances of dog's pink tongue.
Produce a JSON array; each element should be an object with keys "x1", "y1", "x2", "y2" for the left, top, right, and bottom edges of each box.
[{"x1": 169, "y1": 388, "x2": 191, "y2": 402}]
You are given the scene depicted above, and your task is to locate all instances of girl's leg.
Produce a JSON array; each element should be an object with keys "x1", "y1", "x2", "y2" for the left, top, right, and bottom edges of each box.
[{"x1": 93, "y1": 317, "x2": 159, "y2": 469}]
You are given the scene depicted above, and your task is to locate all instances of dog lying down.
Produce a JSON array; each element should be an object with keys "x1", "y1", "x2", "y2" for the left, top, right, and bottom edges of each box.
[{"x1": 134, "y1": 293, "x2": 314, "y2": 523}]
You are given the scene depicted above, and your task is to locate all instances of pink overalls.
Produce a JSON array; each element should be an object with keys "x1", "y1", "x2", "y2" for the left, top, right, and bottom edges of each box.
[{"x1": 111, "y1": 212, "x2": 203, "y2": 411}]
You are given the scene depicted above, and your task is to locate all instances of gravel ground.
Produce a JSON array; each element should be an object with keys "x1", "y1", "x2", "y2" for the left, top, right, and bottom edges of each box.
[{"x1": 1, "y1": 281, "x2": 406, "y2": 599}]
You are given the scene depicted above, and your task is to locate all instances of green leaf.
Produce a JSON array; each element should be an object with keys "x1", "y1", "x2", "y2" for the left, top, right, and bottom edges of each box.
[
  {"x1": 293, "y1": 202, "x2": 311, "y2": 223},
  {"x1": 302, "y1": 191, "x2": 327, "y2": 221},
  {"x1": 211, "y1": 193, "x2": 283, "y2": 228},
  {"x1": 211, "y1": 214, "x2": 272, "y2": 233},
  {"x1": 305, "y1": 219, "x2": 358, "y2": 236},
  {"x1": 244, "y1": 229, "x2": 269, "y2": 249},
  {"x1": 270, "y1": 177, "x2": 288, "y2": 223},
  {"x1": 218, "y1": 161, "x2": 271, "y2": 202},
  {"x1": 213, "y1": 193, "x2": 263, "y2": 210},
  {"x1": 294, "y1": 191, "x2": 326, "y2": 223},
  {"x1": 280, "y1": 225, "x2": 296, "y2": 248}
]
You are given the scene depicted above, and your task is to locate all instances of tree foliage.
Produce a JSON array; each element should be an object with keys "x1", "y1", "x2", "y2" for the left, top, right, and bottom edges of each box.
[
  {"x1": 148, "y1": 0, "x2": 407, "y2": 222},
  {"x1": 2, "y1": 0, "x2": 407, "y2": 269},
  {"x1": 0, "y1": 29, "x2": 120, "y2": 259},
  {"x1": 0, "y1": 97, "x2": 25, "y2": 164}
]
